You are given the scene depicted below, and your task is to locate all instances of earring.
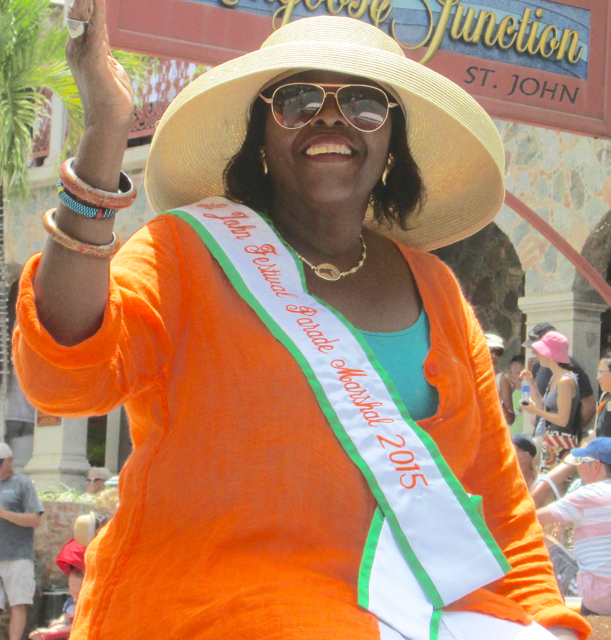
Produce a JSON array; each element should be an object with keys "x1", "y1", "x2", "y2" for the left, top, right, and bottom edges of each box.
[
  {"x1": 381, "y1": 154, "x2": 394, "y2": 186},
  {"x1": 260, "y1": 148, "x2": 268, "y2": 175}
]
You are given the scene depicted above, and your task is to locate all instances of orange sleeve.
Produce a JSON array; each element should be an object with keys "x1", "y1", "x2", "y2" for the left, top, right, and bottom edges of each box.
[
  {"x1": 459, "y1": 299, "x2": 590, "y2": 638},
  {"x1": 13, "y1": 215, "x2": 188, "y2": 418}
]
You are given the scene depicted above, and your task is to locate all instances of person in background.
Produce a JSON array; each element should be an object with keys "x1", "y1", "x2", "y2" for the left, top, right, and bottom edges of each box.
[
  {"x1": 485, "y1": 333, "x2": 515, "y2": 427},
  {"x1": 595, "y1": 350, "x2": 611, "y2": 438},
  {"x1": 5, "y1": 281, "x2": 35, "y2": 469},
  {"x1": 0, "y1": 443, "x2": 44, "y2": 640},
  {"x1": 512, "y1": 433, "x2": 580, "y2": 509},
  {"x1": 510, "y1": 355, "x2": 526, "y2": 435},
  {"x1": 85, "y1": 467, "x2": 111, "y2": 495},
  {"x1": 536, "y1": 438, "x2": 611, "y2": 616},
  {"x1": 512, "y1": 433, "x2": 540, "y2": 490},
  {"x1": 74, "y1": 487, "x2": 120, "y2": 547},
  {"x1": 523, "y1": 323, "x2": 595, "y2": 441},
  {"x1": 522, "y1": 332, "x2": 581, "y2": 472},
  {"x1": 29, "y1": 539, "x2": 86, "y2": 640}
]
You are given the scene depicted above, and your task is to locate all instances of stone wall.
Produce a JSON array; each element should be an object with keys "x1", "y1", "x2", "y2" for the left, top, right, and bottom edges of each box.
[
  {"x1": 6, "y1": 157, "x2": 154, "y2": 280},
  {"x1": 0, "y1": 501, "x2": 90, "y2": 640},
  {"x1": 495, "y1": 119, "x2": 611, "y2": 301}
]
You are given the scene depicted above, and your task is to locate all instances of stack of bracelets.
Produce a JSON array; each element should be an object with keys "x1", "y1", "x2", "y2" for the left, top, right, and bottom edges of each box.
[{"x1": 43, "y1": 158, "x2": 137, "y2": 258}]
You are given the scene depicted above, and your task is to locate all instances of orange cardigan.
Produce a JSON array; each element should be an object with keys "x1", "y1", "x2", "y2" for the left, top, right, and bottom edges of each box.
[{"x1": 14, "y1": 214, "x2": 590, "y2": 640}]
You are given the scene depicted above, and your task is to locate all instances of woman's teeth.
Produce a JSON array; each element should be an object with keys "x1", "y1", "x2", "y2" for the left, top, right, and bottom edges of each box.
[{"x1": 305, "y1": 144, "x2": 353, "y2": 156}]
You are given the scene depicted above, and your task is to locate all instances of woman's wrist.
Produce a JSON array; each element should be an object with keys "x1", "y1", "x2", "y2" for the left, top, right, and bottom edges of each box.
[{"x1": 74, "y1": 125, "x2": 131, "y2": 192}]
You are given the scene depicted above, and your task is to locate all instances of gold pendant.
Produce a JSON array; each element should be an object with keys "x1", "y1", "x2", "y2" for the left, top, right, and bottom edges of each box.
[{"x1": 315, "y1": 263, "x2": 342, "y2": 281}]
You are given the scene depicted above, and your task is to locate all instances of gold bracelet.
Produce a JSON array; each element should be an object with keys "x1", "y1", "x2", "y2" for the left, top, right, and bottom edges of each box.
[{"x1": 42, "y1": 208, "x2": 121, "y2": 258}]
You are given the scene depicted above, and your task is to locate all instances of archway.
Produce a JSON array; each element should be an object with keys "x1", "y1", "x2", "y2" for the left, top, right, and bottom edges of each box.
[{"x1": 573, "y1": 210, "x2": 611, "y2": 355}]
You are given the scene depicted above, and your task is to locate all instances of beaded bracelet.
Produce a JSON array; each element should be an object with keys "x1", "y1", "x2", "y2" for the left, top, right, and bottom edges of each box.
[
  {"x1": 56, "y1": 182, "x2": 118, "y2": 220},
  {"x1": 59, "y1": 158, "x2": 137, "y2": 210},
  {"x1": 42, "y1": 208, "x2": 121, "y2": 258}
]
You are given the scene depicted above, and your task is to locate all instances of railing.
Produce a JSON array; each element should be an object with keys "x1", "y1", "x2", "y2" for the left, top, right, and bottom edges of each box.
[
  {"x1": 31, "y1": 58, "x2": 205, "y2": 160},
  {"x1": 130, "y1": 59, "x2": 205, "y2": 140},
  {"x1": 31, "y1": 89, "x2": 53, "y2": 160}
]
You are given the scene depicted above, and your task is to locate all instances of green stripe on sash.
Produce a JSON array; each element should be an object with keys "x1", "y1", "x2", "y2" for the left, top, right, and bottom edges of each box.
[
  {"x1": 429, "y1": 609, "x2": 442, "y2": 640},
  {"x1": 358, "y1": 507, "x2": 385, "y2": 610},
  {"x1": 168, "y1": 206, "x2": 510, "y2": 609}
]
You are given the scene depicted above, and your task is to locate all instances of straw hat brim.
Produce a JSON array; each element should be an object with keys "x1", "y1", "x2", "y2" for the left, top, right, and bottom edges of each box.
[{"x1": 145, "y1": 30, "x2": 505, "y2": 250}]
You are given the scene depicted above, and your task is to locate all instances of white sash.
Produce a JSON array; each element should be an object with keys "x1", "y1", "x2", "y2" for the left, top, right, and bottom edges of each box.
[{"x1": 167, "y1": 198, "x2": 520, "y2": 640}]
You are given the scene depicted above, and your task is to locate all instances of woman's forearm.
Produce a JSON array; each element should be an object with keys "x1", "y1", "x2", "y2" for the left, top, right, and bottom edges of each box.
[
  {"x1": 528, "y1": 382, "x2": 544, "y2": 408},
  {"x1": 32, "y1": 126, "x2": 129, "y2": 346},
  {"x1": 535, "y1": 407, "x2": 569, "y2": 428}
]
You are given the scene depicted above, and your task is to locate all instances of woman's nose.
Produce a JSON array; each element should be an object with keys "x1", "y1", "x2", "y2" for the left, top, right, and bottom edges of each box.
[{"x1": 312, "y1": 93, "x2": 347, "y2": 127}]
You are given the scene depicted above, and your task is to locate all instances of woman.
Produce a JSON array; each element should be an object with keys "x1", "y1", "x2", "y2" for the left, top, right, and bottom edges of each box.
[
  {"x1": 485, "y1": 333, "x2": 515, "y2": 428},
  {"x1": 522, "y1": 332, "x2": 580, "y2": 472},
  {"x1": 595, "y1": 351, "x2": 611, "y2": 437},
  {"x1": 29, "y1": 540, "x2": 86, "y2": 640},
  {"x1": 511, "y1": 355, "x2": 527, "y2": 435},
  {"x1": 13, "y1": 1, "x2": 588, "y2": 639}
]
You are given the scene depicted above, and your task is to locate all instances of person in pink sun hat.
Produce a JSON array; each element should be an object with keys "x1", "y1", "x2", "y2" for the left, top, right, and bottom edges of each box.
[{"x1": 522, "y1": 332, "x2": 581, "y2": 472}]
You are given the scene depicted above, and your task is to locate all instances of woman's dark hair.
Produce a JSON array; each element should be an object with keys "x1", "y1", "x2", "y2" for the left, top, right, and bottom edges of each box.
[
  {"x1": 601, "y1": 349, "x2": 611, "y2": 371},
  {"x1": 223, "y1": 97, "x2": 426, "y2": 229},
  {"x1": 558, "y1": 362, "x2": 578, "y2": 373}
]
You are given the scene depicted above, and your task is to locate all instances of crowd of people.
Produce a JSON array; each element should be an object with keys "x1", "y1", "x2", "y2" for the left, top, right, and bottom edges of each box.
[
  {"x1": 487, "y1": 322, "x2": 611, "y2": 619},
  {"x1": 0, "y1": 443, "x2": 116, "y2": 640}
]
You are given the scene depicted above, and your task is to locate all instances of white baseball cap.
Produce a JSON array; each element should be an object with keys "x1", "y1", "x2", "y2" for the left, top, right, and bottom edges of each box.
[{"x1": 0, "y1": 443, "x2": 13, "y2": 458}]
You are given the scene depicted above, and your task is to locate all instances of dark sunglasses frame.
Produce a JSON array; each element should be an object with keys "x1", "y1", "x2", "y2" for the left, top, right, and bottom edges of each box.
[{"x1": 259, "y1": 82, "x2": 398, "y2": 133}]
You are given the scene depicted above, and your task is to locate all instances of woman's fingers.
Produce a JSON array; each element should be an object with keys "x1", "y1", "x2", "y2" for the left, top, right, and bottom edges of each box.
[
  {"x1": 88, "y1": 0, "x2": 109, "y2": 38},
  {"x1": 64, "y1": 0, "x2": 135, "y2": 127},
  {"x1": 69, "y1": 0, "x2": 107, "y2": 44},
  {"x1": 67, "y1": 0, "x2": 93, "y2": 20}
]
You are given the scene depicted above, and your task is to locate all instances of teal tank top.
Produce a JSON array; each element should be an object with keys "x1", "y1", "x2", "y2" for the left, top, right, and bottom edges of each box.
[{"x1": 360, "y1": 309, "x2": 439, "y2": 422}]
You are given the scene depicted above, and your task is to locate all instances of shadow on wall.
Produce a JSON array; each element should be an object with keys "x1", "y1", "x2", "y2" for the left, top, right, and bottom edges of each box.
[
  {"x1": 432, "y1": 222, "x2": 526, "y2": 364},
  {"x1": 573, "y1": 210, "x2": 611, "y2": 355}
]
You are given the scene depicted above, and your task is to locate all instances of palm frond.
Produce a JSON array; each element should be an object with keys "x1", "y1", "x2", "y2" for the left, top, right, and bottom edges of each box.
[{"x1": 1, "y1": 0, "x2": 150, "y2": 199}]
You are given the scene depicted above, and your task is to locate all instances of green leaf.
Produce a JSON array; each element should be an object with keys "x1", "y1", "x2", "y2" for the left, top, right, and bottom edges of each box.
[{"x1": 0, "y1": 0, "x2": 150, "y2": 200}]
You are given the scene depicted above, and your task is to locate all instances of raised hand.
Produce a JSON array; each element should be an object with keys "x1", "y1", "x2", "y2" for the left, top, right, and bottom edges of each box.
[
  {"x1": 65, "y1": 0, "x2": 135, "y2": 131},
  {"x1": 33, "y1": 0, "x2": 137, "y2": 345},
  {"x1": 520, "y1": 369, "x2": 534, "y2": 382}
]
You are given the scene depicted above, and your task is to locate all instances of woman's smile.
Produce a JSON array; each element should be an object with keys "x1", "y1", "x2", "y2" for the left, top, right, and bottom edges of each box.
[{"x1": 301, "y1": 133, "x2": 357, "y2": 162}]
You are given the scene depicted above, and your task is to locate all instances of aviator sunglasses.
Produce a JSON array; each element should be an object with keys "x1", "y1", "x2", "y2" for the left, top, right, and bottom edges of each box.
[{"x1": 259, "y1": 83, "x2": 398, "y2": 133}]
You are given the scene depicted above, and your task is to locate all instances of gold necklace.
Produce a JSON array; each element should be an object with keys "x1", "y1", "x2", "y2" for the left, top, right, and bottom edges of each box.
[{"x1": 289, "y1": 236, "x2": 367, "y2": 281}]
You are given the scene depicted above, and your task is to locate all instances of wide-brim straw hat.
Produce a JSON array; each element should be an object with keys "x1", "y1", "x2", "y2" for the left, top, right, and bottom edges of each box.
[{"x1": 145, "y1": 16, "x2": 505, "y2": 251}]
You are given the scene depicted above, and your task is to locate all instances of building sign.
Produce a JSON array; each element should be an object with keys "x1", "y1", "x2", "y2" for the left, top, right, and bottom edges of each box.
[
  {"x1": 36, "y1": 410, "x2": 62, "y2": 427},
  {"x1": 107, "y1": 0, "x2": 611, "y2": 137}
]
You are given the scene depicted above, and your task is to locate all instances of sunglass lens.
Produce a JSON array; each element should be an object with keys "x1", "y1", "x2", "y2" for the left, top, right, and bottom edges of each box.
[
  {"x1": 337, "y1": 85, "x2": 389, "y2": 132},
  {"x1": 272, "y1": 84, "x2": 325, "y2": 129}
]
